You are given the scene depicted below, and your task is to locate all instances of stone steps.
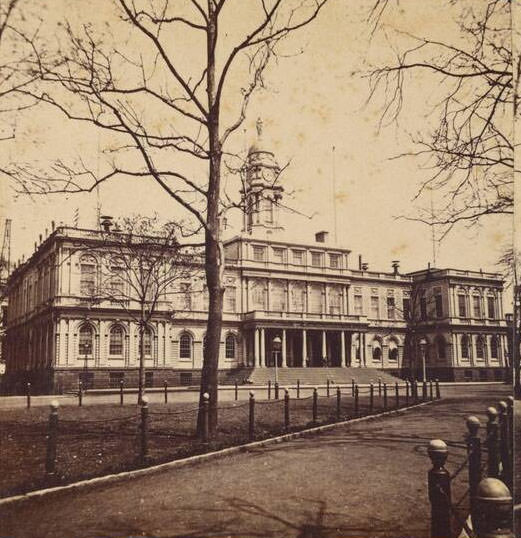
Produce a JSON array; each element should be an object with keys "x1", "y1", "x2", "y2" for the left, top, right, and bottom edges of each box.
[{"x1": 221, "y1": 367, "x2": 402, "y2": 386}]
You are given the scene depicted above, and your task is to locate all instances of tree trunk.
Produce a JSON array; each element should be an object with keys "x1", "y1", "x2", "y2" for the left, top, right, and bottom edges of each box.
[
  {"x1": 138, "y1": 316, "x2": 146, "y2": 405},
  {"x1": 197, "y1": 1, "x2": 224, "y2": 437}
]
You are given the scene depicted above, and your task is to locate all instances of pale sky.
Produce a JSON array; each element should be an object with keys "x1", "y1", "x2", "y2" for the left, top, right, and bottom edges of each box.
[{"x1": 0, "y1": 1, "x2": 513, "y2": 299}]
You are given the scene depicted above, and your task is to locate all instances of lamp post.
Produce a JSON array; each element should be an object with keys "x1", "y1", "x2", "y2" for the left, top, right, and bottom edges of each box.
[
  {"x1": 419, "y1": 337, "x2": 428, "y2": 382},
  {"x1": 272, "y1": 335, "x2": 282, "y2": 386}
]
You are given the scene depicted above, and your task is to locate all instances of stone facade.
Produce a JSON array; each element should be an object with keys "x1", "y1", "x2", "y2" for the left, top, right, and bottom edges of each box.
[{"x1": 2, "y1": 126, "x2": 509, "y2": 392}]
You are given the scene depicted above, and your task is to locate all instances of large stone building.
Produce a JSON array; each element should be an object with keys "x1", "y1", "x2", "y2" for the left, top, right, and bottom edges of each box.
[{"x1": 2, "y1": 127, "x2": 509, "y2": 392}]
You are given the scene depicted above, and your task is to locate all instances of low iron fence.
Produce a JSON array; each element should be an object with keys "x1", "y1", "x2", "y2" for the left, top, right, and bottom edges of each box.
[
  {"x1": 3, "y1": 378, "x2": 442, "y2": 496},
  {"x1": 427, "y1": 395, "x2": 514, "y2": 538}
]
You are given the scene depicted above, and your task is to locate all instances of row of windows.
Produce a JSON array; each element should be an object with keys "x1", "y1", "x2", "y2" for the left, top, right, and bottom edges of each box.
[
  {"x1": 460, "y1": 334, "x2": 501, "y2": 360},
  {"x1": 179, "y1": 332, "x2": 237, "y2": 360},
  {"x1": 78, "y1": 324, "x2": 152, "y2": 357},
  {"x1": 252, "y1": 245, "x2": 342, "y2": 269},
  {"x1": 457, "y1": 294, "x2": 497, "y2": 319}
]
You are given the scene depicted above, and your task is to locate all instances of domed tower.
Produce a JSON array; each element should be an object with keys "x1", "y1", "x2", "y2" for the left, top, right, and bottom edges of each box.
[{"x1": 241, "y1": 118, "x2": 284, "y2": 235}]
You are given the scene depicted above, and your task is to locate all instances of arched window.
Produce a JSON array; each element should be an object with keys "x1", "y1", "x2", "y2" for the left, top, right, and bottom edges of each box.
[
  {"x1": 179, "y1": 332, "x2": 192, "y2": 359},
  {"x1": 436, "y1": 336, "x2": 446, "y2": 360},
  {"x1": 461, "y1": 335, "x2": 469, "y2": 359},
  {"x1": 225, "y1": 334, "x2": 236, "y2": 359},
  {"x1": 490, "y1": 335, "x2": 499, "y2": 360},
  {"x1": 80, "y1": 255, "x2": 97, "y2": 296},
  {"x1": 388, "y1": 340, "x2": 398, "y2": 361},
  {"x1": 372, "y1": 339, "x2": 382, "y2": 361},
  {"x1": 139, "y1": 327, "x2": 152, "y2": 357},
  {"x1": 79, "y1": 324, "x2": 93, "y2": 356},
  {"x1": 476, "y1": 335, "x2": 485, "y2": 360},
  {"x1": 109, "y1": 325, "x2": 124, "y2": 356}
]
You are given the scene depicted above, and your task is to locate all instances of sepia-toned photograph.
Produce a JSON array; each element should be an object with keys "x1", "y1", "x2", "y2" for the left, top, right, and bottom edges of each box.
[{"x1": 0, "y1": 1, "x2": 518, "y2": 536}]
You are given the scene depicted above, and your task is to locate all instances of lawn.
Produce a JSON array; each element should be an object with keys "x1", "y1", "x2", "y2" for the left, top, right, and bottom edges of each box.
[{"x1": 0, "y1": 387, "x2": 427, "y2": 498}]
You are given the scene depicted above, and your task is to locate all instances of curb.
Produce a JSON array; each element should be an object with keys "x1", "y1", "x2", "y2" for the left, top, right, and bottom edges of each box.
[{"x1": 0, "y1": 399, "x2": 437, "y2": 507}]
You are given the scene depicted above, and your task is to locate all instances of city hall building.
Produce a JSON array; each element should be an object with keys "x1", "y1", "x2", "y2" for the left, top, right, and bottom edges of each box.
[{"x1": 2, "y1": 130, "x2": 509, "y2": 392}]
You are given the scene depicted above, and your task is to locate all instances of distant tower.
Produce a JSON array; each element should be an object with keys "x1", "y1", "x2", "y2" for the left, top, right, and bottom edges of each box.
[{"x1": 241, "y1": 118, "x2": 284, "y2": 235}]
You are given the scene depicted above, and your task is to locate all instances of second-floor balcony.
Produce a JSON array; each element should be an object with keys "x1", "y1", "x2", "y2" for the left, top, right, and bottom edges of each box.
[{"x1": 243, "y1": 310, "x2": 368, "y2": 325}]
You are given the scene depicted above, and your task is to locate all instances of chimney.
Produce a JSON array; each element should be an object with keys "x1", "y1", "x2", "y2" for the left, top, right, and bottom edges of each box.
[
  {"x1": 392, "y1": 260, "x2": 400, "y2": 275},
  {"x1": 100, "y1": 215, "x2": 113, "y2": 232},
  {"x1": 361, "y1": 262, "x2": 369, "y2": 271},
  {"x1": 358, "y1": 255, "x2": 362, "y2": 270},
  {"x1": 315, "y1": 231, "x2": 329, "y2": 243}
]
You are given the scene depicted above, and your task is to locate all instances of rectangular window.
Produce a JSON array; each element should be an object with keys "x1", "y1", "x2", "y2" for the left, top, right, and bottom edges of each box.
[
  {"x1": 292, "y1": 250, "x2": 304, "y2": 265},
  {"x1": 109, "y1": 372, "x2": 124, "y2": 388},
  {"x1": 458, "y1": 295, "x2": 467, "y2": 317},
  {"x1": 224, "y1": 287, "x2": 236, "y2": 313},
  {"x1": 311, "y1": 252, "x2": 322, "y2": 268},
  {"x1": 110, "y1": 267, "x2": 124, "y2": 298},
  {"x1": 487, "y1": 296, "x2": 495, "y2": 319},
  {"x1": 420, "y1": 297, "x2": 427, "y2": 320},
  {"x1": 272, "y1": 247, "x2": 284, "y2": 264},
  {"x1": 473, "y1": 295, "x2": 482, "y2": 318},
  {"x1": 435, "y1": 295, "x2": 443, "y2": 318},
  {"x1": 354, "y1": 293, "x2": 363, "y2": 315},
  {"x1": 80, "y1": 263, "x2": 96, "y2": 296},
  {"x1": 370, "y1": 296, "x2": 379, "y2": 318},
  {"x1": 387, "y1": 296, "x2": 395, "y2": 319},
  {"x1": 253, "y1": 245, "x2": 266, "y2": 262},
  {"x1": 402, "y1": 298, "x2": 411, "y2": 321},
  {"x1": 180, "y1": 372, "x2": 193, "y2": 386},
  {"x1": 329, "y1": 254, "x2": 340, "y2": 269}
]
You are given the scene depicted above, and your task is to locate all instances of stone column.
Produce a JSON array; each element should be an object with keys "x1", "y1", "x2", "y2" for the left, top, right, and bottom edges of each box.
[
  {"x1": 254, "y1": 328, "x2": 260, "y2": 367},
  {"x1": 452, "y1": 333, "x2": 458, "y2": 366},
  {"x1": 282, "y1": 329, "x2": 287, "y2": 367},
  {"x1": 322, "y1": 330, "x2": 327, "y2": 362},
  {"x1": 341, "y1": 331, "x2": 346, "y2": 366},
  {"x1": 305, "y1": 282, "x2": 310, "y2": 314},
  {"x1": 324, "y1": 284, "x2": 328, "y2": 316},
  {"x1": 345, "y1": 285, "x2": 350, "y2": 315},
  {"x1": 302, "y1": 329, "x2": 307, "y2": 367},
  {"x1": 260, "y1": 328, "x2": 265, "y2": 367}
]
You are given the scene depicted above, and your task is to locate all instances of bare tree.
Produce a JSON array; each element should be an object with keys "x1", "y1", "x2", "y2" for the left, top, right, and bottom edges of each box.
[
  {"x1": 80, "y1": 215, "x2": 192, "y2": 403},
  {"x1": 7, "y1": 0, "x2": 330, "y2": 434},
  {"x1": 367, "y1": 0, "x2": 513, "y2": 237}
]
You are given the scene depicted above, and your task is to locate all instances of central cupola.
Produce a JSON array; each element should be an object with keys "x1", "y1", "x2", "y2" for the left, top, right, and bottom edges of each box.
[{"x1": 241, "y1": 118, "x2": 284, "y2": 235}]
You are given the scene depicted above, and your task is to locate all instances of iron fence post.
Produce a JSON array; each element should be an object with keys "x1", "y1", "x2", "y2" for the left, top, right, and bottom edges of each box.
[
  {"x1": 297, "y1": 379, "x2": 300, "y2": 399},
  {"x1": 351, "y1": 378, "x2": 355, "y2": 397},
  {"x1": 46, "y1": 401, "x2": 59, "y2": 477},
  {"x1": 467, "y1": 415, "x2": 482, "y2": 529},
  {"x1": 429, "y1": 380, "x2": 433, "y2": 401},
  {"x1": 487, "y1": 407, "x2": 500, "y2": 478},
  {"x1": 234, "y1": 381, "x2": 238, "y2": 401},
  {"x1": 383, "y1": 383, "x2": 388, "y2": 411},
  {"x1": 395, "y1": 382, "x2": 399, "y2": 409},
  {"x1": 354, "y1": 385, "x2": 359, "y2": 417},
  {"x1": 284, "y1": 388, "x2": 290, "y2": 431},
  {"x1": 78, "y1": 381, "x2": 83, "y2": 407},
  {"x1": 119, "y1": 379, "x2": 124, "y2": 406},
  {"x1": 312, "y1": 387, "x2": 318, "y2": 424},
  {"x1": 473, "y1": 478, "x2": 514, "y2": 538},
  {"x1": 249, "y1": 391, "x2": 255, "y2": 441},
  {"x1": 435, "y1": 378, "x2": 441, "y2": 399},
  {"x1": 405, "y1": 380, "x2": 409, "y2": 407},
  {"x1": 274, "y1": 382, "x2": 279, "y2": 400},
  {"x1": 326, "y1": 379, "x2": 330, "y2": 398},
  {"x1": 378, "y1": 377, "x2": 382, "y2": 397},
  {"x1": 422, "y1": 380, "x2": 427, "y2": 401},
  {"x1": 201, "y1": 392, "x2": 210, "y2": 443},
  {"x1": 164, "y1": 380, "x2": 168, "y2": 404},
  {"x1": 268, "y1": 379, "x2": 271, "y2": 400},
  {"x1": 427, "y1": 439, "x2": 451, "y2": 538},
  {"x1": 369, "y1": 382, "x2": 374, "y2": 413},
  {"x1": 26, "y1": 382, "x2": 31, "y2": 409},
  {"x1": 498, "y1": 401, "x2": 511, "y2": 489},
  {"x1": 336, "y1": 387, "x2": 341, "y2": 421}
]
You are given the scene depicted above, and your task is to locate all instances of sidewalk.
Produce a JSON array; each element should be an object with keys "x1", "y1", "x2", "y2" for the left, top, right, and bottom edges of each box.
[{"x1": 0, "y1": 385, "x2": 508, "y2": 538}]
